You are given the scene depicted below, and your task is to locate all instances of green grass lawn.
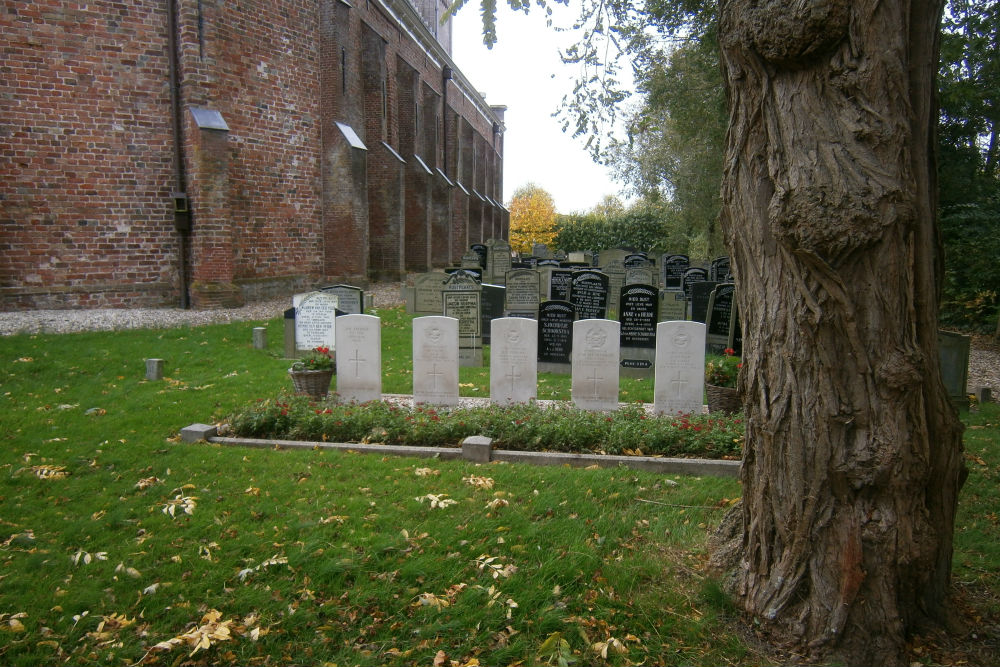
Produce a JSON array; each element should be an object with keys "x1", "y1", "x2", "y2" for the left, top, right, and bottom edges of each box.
[{"x1": 1, "y1": 307, "x2": 998, "y2": 666}]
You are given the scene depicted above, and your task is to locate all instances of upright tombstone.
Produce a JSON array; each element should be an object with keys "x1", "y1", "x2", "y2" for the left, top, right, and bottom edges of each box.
[
  {"x1": 294, "y1": 291, "x2": 339, "y2": 354},
  {"x1": 470, "y1": 243, "x2": 488, "y2": 269},
  {"x1": 443, "y1": 288, "x2": 483, "y2": 366},
  {"x1": 490, "y1": 317, "x2": 538, "y2": 405},
  {"x1": 710, "y1": 256, "x2": 732, "y2": 282},
  {"x1": 445, "y1": 266, "x2": 483, "y2": 282},
  {"x1": 443, "y1": 270, "x2": 480, "y2": 292},
  {"x1": 412, "y1": 316, "x2": 460, "y2": 407},
  {"x1": 320, "y1": 284, "x2": 365, "y2": 314},
  {"x1": 598, "y1": 249, "x2": 628, "y2": 314},
  {"x1": 461, "y1": 249, "x2": 483, "y2": 269},
  {"x1": 569, "y1": 269, "x2": 610, "y2": 320},
  {"x1": 625, "y1": 265, "x2": 656, "y2": 287},
  {"x1": 532, "y1": 242, "x2": 552, "y2": 259},
  {"x1": 572, "y1": 319, "x2": 621, "y2": 411},
  {"x1": 681, "y1": 267, "x2": 710, "y2": 301},
  {"x1": 537, "y1": 300, "x2": 575, "y2": 374},
  {"x1": 705, "y1": 283, "x2": 736, "y2": 354},
  {"x1": 689, "y1": 280, "x2": 721, "y2": 323},
  {"x1": 619, "y1": 284, "x2": 658, "y2": 377},
  {"x1": 654, "y1": 321, "x2": 706, "y2": 416},
  {"x1": 729, "y1": 308, "x2": 743, "y2": 356},
  {"x1": 480, "y1": 283, "x2": 505, "y2": 345},
  {"x1": 624, "y1": 253, "x2": 650, "y2": 268},
  {"x1": 660, "y1": 254, "x2": 690, "y2": 289},
  {"x1": 938, "y1": 330, "x2": 971, "y2": 407},
  {"x1": 335, "y1": 314, "x2": 382, "y2": 403},
  {"x1": 504, "y1": 268, "x2": 540, "y2": 318},
  {"x1": 547, "y1": 268, "x2": 574, "y2": 301},
  {"x1": 411, "y1": 272, "x2": 447, "y2": 315},
  {"x1": 659, "y1": 289, "x2": 687, "y2": 321},
  {"x1": 486, "y1": 239, "x2": 512, "y2": 285}
]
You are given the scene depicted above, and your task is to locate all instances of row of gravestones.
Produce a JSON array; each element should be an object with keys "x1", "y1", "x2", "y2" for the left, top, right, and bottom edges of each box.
[{"x1": 318, "y1": 312, "x2": 711, "y2": 415}]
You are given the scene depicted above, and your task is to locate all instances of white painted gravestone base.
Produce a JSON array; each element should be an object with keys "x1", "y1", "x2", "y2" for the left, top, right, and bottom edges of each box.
[
  {"x1": 412, "y1": 316, "x2": 459, "y2": 407},
  {"x1": 490, "y1": 317, "x2": 538, "y2": 405},
  {"x1": 571, "y1": 319, "x2": 620, "y2": 411},
  {"x1": 653, "y1": 321, "x2": 706, "y2": 415},
  {"x1": 335, "y1": 314, "x2": 381, "y2": 403}
]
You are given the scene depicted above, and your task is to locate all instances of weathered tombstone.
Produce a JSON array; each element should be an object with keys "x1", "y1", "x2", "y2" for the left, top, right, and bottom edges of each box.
[
  {"x1": 294, "y1": 291, "x2": 339, "y2": 353},
  {"x1": 480, "y1": 283, "x2": 505, "y2": 345},
  {"x1": 705, "y1": 283, "x2": 736, "y2": 354},
  {"x1": 504, "y1": 268, "x2": 540, "y2": 317},
  {"x1": 335, "y1": 314, "x2": 381, "y2": 403},
  {"x1": 682, "y1": 267, "x2": 710, "y2": 301},
  {"x1": 538, "y1": 258, "x2": 560, "y2": 267},
  {"x1": 490, "y1": 318, "x2": 538, "y2": 405},
  {"x1": 443, "y1": 289, "x2": 483, "y2": 366},
  {"x1": 624, "y1": 253, "x2": 650, "y2": 268},
  {"x1": 443, "y1": 270, "x2": 480, "y2": 292},
  {"x1": 412, "y1": 316, "x2": 460, "y2": 407},
  {"x1": 532, "y1": 242, "x2": 552, "y2": 259},
  {"x1": 537, "y1": 300, "x2": 575, "y2": 374},
  {"x1": 572, "y1": 319, "x2": 621, "y2": 411},
  {"x1": 599, "y1": 249, "x2": 628, "y2": 313},
  {"x1": 569, "y1": 270, "x2": 610, "y2": 320},
  {"x1": 619, "y1": 284, "x2": 658, "y2": 377},
  {"x1": 710, "y1": 256, "x2": 732, "y2": 282},
  {"x1": 689, "y1": 280, "x2": 721, "y2": 323},
  {"x1": 461, "y1": 249, "x2": 483, "y2": 269},
  {"x1": 660, "y1": 254, "x2": 690, "y2": 289},
  {"x1": 938, "y1": 330, "x2": 971, "y2": 407},
  {"x1": 411, "y1": 272, "x2": 447, "y2": 315},
  {"x1": 554, "y1": 249, "x2": 570, "y2": 262},
  {"x1": 320, "y1": 284, "x2": 365, "y2": 314},
  {"x1": 547, "y1": 268, "x2": 573, "y2": 302},
  {"x1": 445, "y1": 267, "x2": 483, "y2": 282},
  {"x1": 654, "y1": 321, "x2": 706, "y2": 416},
  {"x1": 625, "y1": 265, "x2": 656, "y2": 286},
  {"x1": 659, "y1": 289, "x2": 687, "y2": 321},
  {"x1": 486, "y1": 239, "x2": 512, "y2": 285}
]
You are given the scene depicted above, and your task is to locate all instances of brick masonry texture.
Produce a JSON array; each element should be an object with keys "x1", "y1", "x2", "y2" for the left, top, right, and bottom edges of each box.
[{"x1": 1, "y1": 0, "x2": 507, "y2": 310}]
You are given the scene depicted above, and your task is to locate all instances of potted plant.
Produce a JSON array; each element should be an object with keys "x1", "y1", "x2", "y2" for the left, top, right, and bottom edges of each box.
[
  {"x1": 705, "y1": 347, "x2": 742, "y2": 413},
  {"x1": 289, "y1": 346, "x2": 335, "y2": 398}
]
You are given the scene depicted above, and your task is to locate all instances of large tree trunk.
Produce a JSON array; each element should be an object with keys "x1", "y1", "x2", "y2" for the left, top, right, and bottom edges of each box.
[{"x1": 715, "y1": 1, "x2": 966, "y2": 664}]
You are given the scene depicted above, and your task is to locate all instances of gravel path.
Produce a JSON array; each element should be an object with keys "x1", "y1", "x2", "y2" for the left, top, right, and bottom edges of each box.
[{"x1": 2, "y1": 282, "x2": 997, "y2": 394}]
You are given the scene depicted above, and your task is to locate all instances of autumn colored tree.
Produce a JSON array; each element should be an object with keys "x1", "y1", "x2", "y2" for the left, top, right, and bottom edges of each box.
[{"x1": 508, "y1": 183, "x2": 557, "y2": 253}]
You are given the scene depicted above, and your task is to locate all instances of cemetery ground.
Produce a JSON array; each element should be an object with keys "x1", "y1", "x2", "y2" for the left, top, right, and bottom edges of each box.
[{"x1": 2, "y1": 309, "x2": 999, "y2": 666}]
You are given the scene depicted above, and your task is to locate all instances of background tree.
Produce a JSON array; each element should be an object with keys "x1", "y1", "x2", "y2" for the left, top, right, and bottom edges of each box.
[{"x1": 508, "y1": 183, "x2": 558, "y2": 253}]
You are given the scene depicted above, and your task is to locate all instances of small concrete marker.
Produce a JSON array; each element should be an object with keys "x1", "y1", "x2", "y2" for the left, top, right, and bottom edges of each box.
[
  {"x1": 976, "y1": 386, "x2": 992, "y2": 403},
  {"x1": 145, "y1": 358, "x2": 164, "y2": 381},
  {"x1": 462, "y1": 436, "x2": 493, "y2": 463},
  {"x1": 181, "y1": 423, "x2": 218, "y2": 443},
  {"x1": 252, "y1": 327, "x2": 267, "y2": 350}
]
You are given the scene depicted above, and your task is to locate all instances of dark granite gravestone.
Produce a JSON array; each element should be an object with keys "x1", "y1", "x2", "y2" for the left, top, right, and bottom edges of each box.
[
  {"x1": 320, "y1": 284, "x2": 365, "y2": 314},
  {"x1": 538, "y1": 259, "x2": 560, "y2": 266},
  {"x1": 729, "y1": 307, "x2": 742, "y2": 357},
  {"x1": 660, "y1": 254, "x2": 690, "y2": 289},
  {"x1": 471, "y1": 243, "x2": 487, "y2": 268},
  {"x1": 537, "y1": 300, "x2": 576, "y2": 374},
  {"x1": 461, "y1": 250, "x2": 482, "y2": 269},
  {"x1": 705, "y1": 283, "x2": 736, "y2": 354},
  {"x1": 624, "y1": 253, "x2": 650, "y2": 268},
  {"x1": 682, "y1": 267, "x2": 710, "y2": 300},
  {"x1": 710, "y1": 256, "x2": 732, "y2": 282},
  {"x1": 548, "y1": 268, "x2": 573, "y2": 301},
  {"x1": 619, "y1": 284, "x2": 658, "y2": 377},
  {"x1": 569, "y1": 270, "x2": 610, "y2": 320},
  {"x1": 480, "y1": 283, "x2": 506, "y2": 345},
  {"x1": 689, "y1": 280, "x2": 721, "y2": 323}
]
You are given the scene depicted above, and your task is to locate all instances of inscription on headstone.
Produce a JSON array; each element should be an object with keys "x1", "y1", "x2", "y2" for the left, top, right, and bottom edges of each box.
[
  {"x1": 335, "y1": 314, "x2": 382, "y2": 403},
  {"x1": 569, "y1": 270, "x2": 610, "y2": 320},
  {"x1": 320, "y1": 284, "x2": 364, "y2": 314},
  {"x1": 412, "y1": 273, "x2": 447, "y2": 314},
  {"x1": 487, "y1": 239, "x2": 512, "y2": 284},
  {"x1": 619, "y1": 284, "x2": 658, "y2": 377},
  {"x1": 710, "y1": 256, "x2": 732, "y2": 282},
  {"x1": 294, "y1": 291, "x2": 339, "y2": 352},
  {"x1": 443, "y1": 290, "x2": 483, "y2": 366},
  {"x1": 659, "y1": 289, "x2": 687, "y2": 321},
  {"x1": 504, "y1": 268, "x2": 540, "y2": 317},
  {"x1": 682, "y1": 267, "x2": 709, "y2": 300},
  {"x1": 537, "y1": 300, "x2": 575, "y2": 374},
  {"x1": 412, "y1": 316, "x2": 459, "y2": 406},
  {"x1": 661, "y1": 254, "x2": 690, "y2": 289},
  {"x1": 490, "y1": 318, "x2": 538, "y2": 405},
  {"x1": 572, "y1": 319, "x2": 621, "y2": 411},
  {"x1": 625, "y1": 265, "x2": 655, "y2": 286},
  {"x1": 654, "y1": 321, "x2": 706, "y2": 416},
  {"x1": 705, "y1": 283, "x2": 736, "y2": 354},
  {"x1": 548, "y1": 269, "x2": 573, "y2": 301}
]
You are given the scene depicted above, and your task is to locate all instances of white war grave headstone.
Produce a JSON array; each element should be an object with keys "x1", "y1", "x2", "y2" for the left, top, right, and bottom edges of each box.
[
  {"x1": 571, "y1": 319, "x2": 621, "y2": 411},
  {"x1": 490, "y1": 317, "x2": 538, "y2": 405},
  {"x1": 653, "y1": 321, "x2": 706, "y2": 415},
  {"x1": 334, "y1": 314, "x2": 382, "y2": 403},
  {"x1": 412, "y1": 316, "x2": 460, "y2": 406}
]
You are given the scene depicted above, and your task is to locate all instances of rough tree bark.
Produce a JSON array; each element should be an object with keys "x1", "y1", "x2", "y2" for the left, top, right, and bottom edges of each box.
[{"x1": 715, "y1": 0, "x2": 967, "y2": 664}]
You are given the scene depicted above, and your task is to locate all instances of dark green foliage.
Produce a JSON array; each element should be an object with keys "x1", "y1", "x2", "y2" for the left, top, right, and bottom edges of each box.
[
  {"x1": 554, "y1": 201, "x2": 685, "y2": 254},
  {"x1": 939, "y1": 196, "x2": 1000, "y2": 331}
]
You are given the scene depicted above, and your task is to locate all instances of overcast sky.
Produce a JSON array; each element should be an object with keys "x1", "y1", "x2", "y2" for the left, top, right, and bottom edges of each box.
[{"x1": 450, "y1": 2, "x2": 629, "y2": 214}]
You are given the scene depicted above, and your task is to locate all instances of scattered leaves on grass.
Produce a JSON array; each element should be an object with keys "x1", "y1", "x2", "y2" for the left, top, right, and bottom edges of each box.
[
  {"x1": 26, "y1": 465, "x2": 69, "y2": 480},
  {"x1": 161, "y1": 494, "x2": 197, "y2": 518},
  {"x1": 415, "y1": 493, "x2": 458, "y2": 509},
  {"x1": 148, "y1": 609, "x2": 235, "y2": 657},
  {"x1": 485, "y1": 498, "x2": 509, "y2": 511},
  {"x1": 0, "y1": 612, "x2": 27, "y2": 633},
  {"x1": 135, "y1": 476, "x2": 159, "y2": 490},
  {"x1": 414, "y1": 467, "x2": 439, "y2": 477},
  {"x1": 474, "y1": 554, "x2": 517, "y2": 579},
  {"x1": 71, "y1": 549, "x2": 108, "y2": 566},
  {"x1": 463, "y1": 475, "x2": 494, "y2": 489},
  {"x1": 237, "y1": 554, "x2": 289, "y2": 581}
]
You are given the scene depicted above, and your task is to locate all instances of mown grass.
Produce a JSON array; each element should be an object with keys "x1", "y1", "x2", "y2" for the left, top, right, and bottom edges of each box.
[{"x1": 1, "y1": 308, "x2": 998, "y2": 666}]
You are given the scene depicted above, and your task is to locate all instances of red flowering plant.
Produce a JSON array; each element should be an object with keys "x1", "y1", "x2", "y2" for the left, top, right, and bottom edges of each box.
[
  {"x1": 291, "y1": 346, "x2": 334, "y2": 371},
  {"x1": 705, "y1": 347, "x2": 742, "y2": 388}
]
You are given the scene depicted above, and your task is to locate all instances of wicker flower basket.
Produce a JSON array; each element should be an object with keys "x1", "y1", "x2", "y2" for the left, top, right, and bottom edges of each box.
[
  {"x1": 288, "y1": 368, "x2": 334, "y2": 399},
  {"x1": 706, "y1": 383, "x2": 741, "y2": 414}
]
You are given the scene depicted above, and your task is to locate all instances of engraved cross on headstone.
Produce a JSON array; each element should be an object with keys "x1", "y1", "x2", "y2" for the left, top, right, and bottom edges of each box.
[
  {"x1": 587, "y1": 368, "x2": 604, "y2": 399},
  {"x1": 428, "y1": 363, "x2": 443, "y2": 391},
  {"x1": 350, "y1": 349, "x2": 366, "y2": 377},
  {"x1": 671, "y1": 370, "x2": 688, "y2": 397},
  {"x1": 506, "y1": 364, "x2": 522, "y2": 393}
]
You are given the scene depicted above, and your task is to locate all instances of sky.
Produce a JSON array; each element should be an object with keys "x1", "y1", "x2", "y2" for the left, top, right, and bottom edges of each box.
[{"x1": 450, "y1": 2, "x2": 629, "y2": 214}]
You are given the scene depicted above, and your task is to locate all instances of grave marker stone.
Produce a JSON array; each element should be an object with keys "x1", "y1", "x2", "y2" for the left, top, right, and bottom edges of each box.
[
  {"x1": 537, "y1": 300, "x2": 575, "y2": 374},
  {"x1": 412, "y1": 316, "x2": 460, "y2": 406},
  {"x1": 320, "y1": 284, "x2": 364, "y2": 314},
  {"x1": 411, "y1": 272, "x2": 447, "y2": 315},
  {"x1": 625, "y1": 265, "x2": 656, "y2": 286},
  {"x1": 689, "y1": 280, "x2": 721, "y2": 323},
  {"x1": 490, "y1": 317, "x2": 538, "y2": 405},
  {"x1": 659, "y1": 289, "x2": 687, "y2": 321},
  {"x1": 654, "y1": 321, "x2": 706, "y2": 416},
  {"x1": 504, "y1": 268, "x2": 540, "y2": 317},
  {"x1": 661, "y1": 254, "x2": 689, "y2": 289},
  {"x1": 335, "y1": 314, "x2": 381, "y2": 403},
  {"x1": 682, "y1": 267, "x2": 710, "y2": 300},
  {"x1": 569, "y1": 270, "x2": 610, "y2": 320},
  {"x1": 486, "y1": 239, "x2": 512, "y2": 284},
  {"x1": 619, "y1": 284, "x2": 658, "y2": 377},
  {"x1": 710, "y1": 256, "x2": 732, "y2": 282},
  {"x1": 624, "y1": 253, "x2": 650, "y2": 268},
  {"x1": 599, "y1": 249, "x2": 628, "y2": 313},
  {"x1": 532, "y1": 242, "x2": 552, "y2": 259},
  {"x1": 572, "y1": 319, "x2": 621, "y2": 411},
  {"x1": 462, "y1": 250, "x2": 483, "y2": 269},
  {"x1": 294, "y1": 291, "x2": 339, "y2": 353},
  {"x1": 445, "y1": 267, "x2": 483, "y2": 282},
  {"x1": 705, "y1": 283, "x2": 736, "y2": 354},
  {"x1": 443, "y1": 289, "x2": 483, "y2": 366},
  {"x1": 470, "y1": 243, "x2": 488, "y2": 268},
  {"x1": 480, "y1": 283, "x2": 505, "y2": 345}
]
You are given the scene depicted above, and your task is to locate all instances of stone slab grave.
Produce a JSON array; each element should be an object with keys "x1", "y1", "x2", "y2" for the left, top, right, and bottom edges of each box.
[
  {"x1": 461, "y1": 249, "x2": 483, "y2": 269},
  {"x1": 710, "y1": 256, "x2": 732, "y2": 282},
  {"x1": 682, "y1": 267, "x2": 710, "y2": 303},
  {"x1": 572, "y1": 319, "x2": 621, "y2": 411},
  {"x1": 335, "y1": 314, "x2": 381, "y2": 403},
  {"x1": 490, "y1": 317, "x2": 538, "y2": 405},
  {"x1": 660, "y1": 254, "x2": 690, "y2": 289},
  {"x1": 445, "y1": 266, "x2": 483, "y2": 282},
  {"x1": 569, "y1": 269, "x2": 610, "y2": 320},
  {"x1": 654, "y1": 320, "x2": 706, "y2": 416},
  {"x1": 659, "y1": 289, "x2": 687, "y2": 321},
  {"x1": 320, "y1": 283, "x2": 364, "y2": 314},
  {"x1": 470, "y1": 243, "x2": 488, "y2": 269},
  {"x1": 409, "y1": 272, "x2": 447, "y2": 315},
  {"x1": 938, "y1": 330, "x2": 971, "y2": 407},
  {"x1": 599, "y1": 248, "x2": 628, "y2": 314},
  {"x1": 626, "y1": 265, "x2": 656, "y2": 287},
  {"x1": 486, "y1": 238, "x2": 512, "y2": 285},
  {"x1": 412, "y1": 316, "x2": 459, "y2": 406},
  {"x1": 480, "y1": 283, "x2": 505, "y2": 345},
  {"x1": 547, "y1": 268, "x2": 573, "y2": 301},
  {"x1": 290, "y1": 291, "x2": 339, "y2": 358},
  {"x1": 689, "y1": 280, "x2": 721, "y2": 323},
  {"x1": 705, "y1": 283, "x2": 736, "y2": 354},
  {"x1": 504, "y1": 267, "x2": 540, "y2": 318},
  {"x1": 537, "y1": 300, "x2": 575, "y2": 374},
  {"x1": 443, "y1": 288, "x2": 483, "y2": 366},
  {"x1": 619, "y1": 283, "x2": 658, "y2": 377}
]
